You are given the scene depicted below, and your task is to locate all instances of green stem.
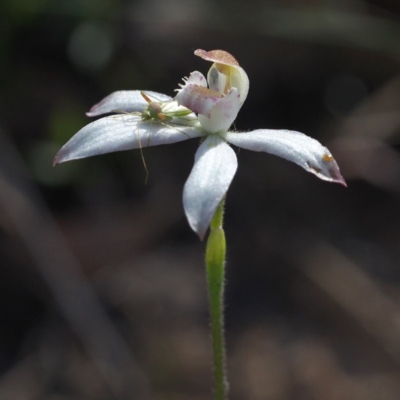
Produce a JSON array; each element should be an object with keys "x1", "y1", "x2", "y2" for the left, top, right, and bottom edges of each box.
[{"x1": 205, "y1": 198, "x2": 228, "y2": 400}]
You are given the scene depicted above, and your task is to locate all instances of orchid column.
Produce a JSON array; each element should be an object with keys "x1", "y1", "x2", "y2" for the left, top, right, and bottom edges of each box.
[{"x1": 54, "y1": 49, "x2": 345, "y2": 400}]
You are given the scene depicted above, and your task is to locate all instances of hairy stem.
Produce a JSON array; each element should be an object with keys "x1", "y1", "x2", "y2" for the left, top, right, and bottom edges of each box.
[{"x1": 205, "y1": 198, "x2": 228, "y2": 400}]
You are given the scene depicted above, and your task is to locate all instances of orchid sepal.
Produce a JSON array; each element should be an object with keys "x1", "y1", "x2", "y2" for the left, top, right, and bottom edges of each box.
[
  {"x1": 223, "y1": 129, "x2": 346, "y2": 186},
  {"x1": 53, "y1": 114, "x2": 204, "y2": 166},
  {"x1": 183, "y1": 134, "x2": 238, "y2": 239}
]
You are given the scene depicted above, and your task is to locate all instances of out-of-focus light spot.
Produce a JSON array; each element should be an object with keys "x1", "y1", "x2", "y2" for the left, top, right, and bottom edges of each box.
[
  {"x1": 324, "y1": 74, "x2": 368, "y2": 118},
  {"x1": 68, "y1": 22, "x2": 114, "y2": 72}
]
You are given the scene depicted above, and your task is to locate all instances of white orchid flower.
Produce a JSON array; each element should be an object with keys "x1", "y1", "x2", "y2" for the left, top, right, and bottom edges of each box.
[{"x1": 54, "y1": 49, "x2": 346, "y2": 239}]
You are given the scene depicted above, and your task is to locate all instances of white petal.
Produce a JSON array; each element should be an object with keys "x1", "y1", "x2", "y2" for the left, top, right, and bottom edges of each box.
[
  {"x1": 54, "y1": 114, "x2": 203, "y2": 165},
  {"x1": 183, "y1": 135, "x2": 238, "y2": 238},
  {"x1": 86, "y1": 91, "x2": 172, "y2": 116},
  {"x1": 198, "y1": 88, "x2": 241, "y2": 133},
  {"x1": 224, "y1": 129, "x2": 346, "y2": 185}
]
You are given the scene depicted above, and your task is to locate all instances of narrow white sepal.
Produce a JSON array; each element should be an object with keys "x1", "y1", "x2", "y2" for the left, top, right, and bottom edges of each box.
[
  {"x1": 183, "y1": 135, "x2": 238, "y2": 239},
  {"x1": 54, "y1": 114, "x2": 203, "y2": 165},
  {"x1": 86, "y1": 91, "x2": 172, "y2": 116},
  {"x1": 224, "y1": 129, "x2": 346, "y2": 185}
]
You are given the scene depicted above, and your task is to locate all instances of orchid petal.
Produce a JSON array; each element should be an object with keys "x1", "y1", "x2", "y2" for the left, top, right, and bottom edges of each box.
[
  {"x1": 224, "y1": 129, "x2": 346, "y2": 186},
  {"x1": 54, "y1": 114, "x2": 203, "y2": 165},
  {"x1": 86, "y1": 91, "x2": 172, "y2": 117},
  {"x1": 198, "y1": 88, "x2": 241, "y2": 134},
  {"x1": 183, "y1": 135, "x2": 238, "y2": 238}
]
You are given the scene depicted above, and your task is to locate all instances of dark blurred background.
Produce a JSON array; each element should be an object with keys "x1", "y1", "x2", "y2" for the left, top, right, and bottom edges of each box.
[{"x1": 1, "y1": 0, "x2": 400, "y2": 399}]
